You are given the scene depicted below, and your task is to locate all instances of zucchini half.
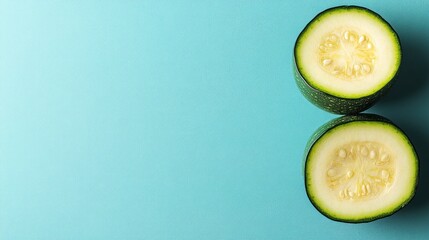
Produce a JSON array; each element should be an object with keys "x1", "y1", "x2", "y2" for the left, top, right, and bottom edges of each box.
[
  {"x1": 304, "y1": 114, "x2": 418, "y2": 223},
  {"x1": 294, "y1": 6, "x2": 401, "y2": 114}
]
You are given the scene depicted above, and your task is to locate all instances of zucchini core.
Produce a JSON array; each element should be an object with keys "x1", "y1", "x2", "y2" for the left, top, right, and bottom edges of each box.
[
  {"x1": 319, "y1": 28, "x2": 376, "y2": 80},
  {"x1": 327, "y1": 141, "x2": 394, "y2": 201}
]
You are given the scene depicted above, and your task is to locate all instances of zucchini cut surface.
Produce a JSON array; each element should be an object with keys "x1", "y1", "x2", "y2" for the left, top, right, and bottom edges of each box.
[
  {"x1": 305, "y1": 115, "x2": 418, "y2": 223},
  {"x1": 295, "y1": 6, "x2": 401, "y2": 99}
]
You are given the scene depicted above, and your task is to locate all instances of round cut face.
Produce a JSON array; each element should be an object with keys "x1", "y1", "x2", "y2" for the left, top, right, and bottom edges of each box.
[
  {"x1": 319, "y1": 28, "x2": 376, "y2": 80},
  {"x1": 326, "y1": 141, "x2": 394, "y2": 201},
  {"x1": 294, "y1": 7, "x2": 401, "y2": 98},
  {"x1": 305, "y1": 119, "x2": 418, "y2": 222}
]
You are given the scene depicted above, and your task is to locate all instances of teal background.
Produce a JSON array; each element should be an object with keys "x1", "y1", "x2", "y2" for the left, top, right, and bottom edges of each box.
[{"x1": 1, "y1": 0, "x2": 429, "y2": 239}]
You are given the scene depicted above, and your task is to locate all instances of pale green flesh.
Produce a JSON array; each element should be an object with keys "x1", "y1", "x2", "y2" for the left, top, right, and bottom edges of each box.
[
  {"x1": 305, "y1": 121, "x2": 417, "y2": 222},
  {"x1": 295, "y1": 6, "x2": 401, "y2": 99}
]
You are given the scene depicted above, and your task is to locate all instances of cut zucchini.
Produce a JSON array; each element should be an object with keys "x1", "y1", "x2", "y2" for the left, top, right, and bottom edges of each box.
[
  {"x1": 304, "y1": 114, "x2": 418, "y2": 223},
  {"x1": 294, "y1": 6, "x2": 401, "y2": 114}
]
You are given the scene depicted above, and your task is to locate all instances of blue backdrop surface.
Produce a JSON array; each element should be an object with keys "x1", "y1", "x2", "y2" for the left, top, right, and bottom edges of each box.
[{"x1": 1, "y1": 0, "x2": 429, "y2": 239}]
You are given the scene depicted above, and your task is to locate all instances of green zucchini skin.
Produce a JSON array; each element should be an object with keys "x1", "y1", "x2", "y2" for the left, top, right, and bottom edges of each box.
[
  {"x1": 293, "y1": 61, "x2": 395, "y2": 114},
  {"x1": 293, "y1": 6, "x2": 401, "y2": 115},
  {"x1": 304, "y1": 114, "x2": 419, "y2": 223}
]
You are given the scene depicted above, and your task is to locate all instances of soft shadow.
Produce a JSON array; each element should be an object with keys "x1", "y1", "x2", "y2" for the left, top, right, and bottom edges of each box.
[
  {"x1": 368, "y1": 26, "x2": 429, "y2": 224},
  {"x1": 354, "y1": 20, "x2": 429, "y2": 230},
  {"x1": 394, "y1": 120, "x2": 429, "y2": 211},
  {"x1": 374, "y1": 24, "x2": 429, "y2": 217},
  {"x1": 378, "y1": 29, "x2": 429, "y2": 105}
]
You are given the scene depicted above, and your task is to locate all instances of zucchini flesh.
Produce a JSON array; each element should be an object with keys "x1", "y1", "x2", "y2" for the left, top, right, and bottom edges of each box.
[
  {"x1": 305, "y1": 114, "x2": 418, "y2": 223},
  {"x1": 294, "y1": 6, "x2": 401, "y2": 114}
]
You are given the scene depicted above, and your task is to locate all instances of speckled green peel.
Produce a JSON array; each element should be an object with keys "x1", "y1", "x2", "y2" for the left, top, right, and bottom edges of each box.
[
  {"x1": 304, "y1": 114, "x2": 418, "y2": 223},
  {"x1": 294, "y1": 6, "x2": 401, "y2": 114},
  {"x1": 293, "y1": 58, "x2": 394, "y2": 114}
]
